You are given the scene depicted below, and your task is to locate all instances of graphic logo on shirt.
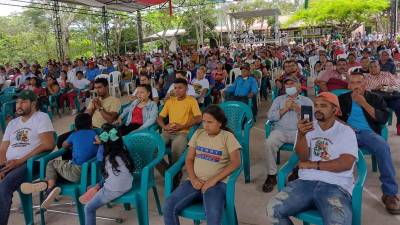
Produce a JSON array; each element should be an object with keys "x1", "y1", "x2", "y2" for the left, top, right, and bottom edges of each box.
[
  {"x1": 312, "y1": 138, "x2": 332, "y2": 160},
  {"x1": 195, "y1": 146, "x2": 222, "y2": 163},
  {"x1": 12, "y1": 128, "x2": 31, "y2": 148}
]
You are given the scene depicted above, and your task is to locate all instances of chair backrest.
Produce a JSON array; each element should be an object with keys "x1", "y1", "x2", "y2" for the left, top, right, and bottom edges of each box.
[
  {"x1": 0, "y1": 94, "x2": 15, "y2": 106},
  {"x1": 122, "y1": 131, "x2": 166, "y2": 174},
  {"x1": 330, "y1": 89, "x2": 351, "y2": 96},
  {"x1": 15, "y1": 76, "x2": 22, "y2": 88},
  {"x1": 219, "y1": 101, "x2": 253, "y2": 138},
  {"x1": 1, "y1": 86, "x2": 16, "y2": 94},
  {"x1": 110, "y1": 71, "x2": 121, "y2": 86}
]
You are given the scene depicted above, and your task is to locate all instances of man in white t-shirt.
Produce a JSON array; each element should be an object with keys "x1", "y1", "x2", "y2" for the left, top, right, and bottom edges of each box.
[
  {"x1": 131, "y1": 75, "x2": 159, "y2": 103},
  {"x1": 0, "y1": 90, "x2": 55, "y2": 225},
  {"x1": 191, "y1": 66, "x2": 209, "y2": 104},
  {"x1": 72, "y1": 71, "x2": 90, "y2": 90},
  {"x1": 268, "y1": 92, "x2": 357, "y2": 225}
]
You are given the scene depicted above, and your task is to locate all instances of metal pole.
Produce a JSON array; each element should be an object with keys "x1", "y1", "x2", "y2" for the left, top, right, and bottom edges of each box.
[
  {"x1": 51, "y1": 0, "x2": 64, "y2": 61},
  {"x1": 102, "y1": 6, "x2": 110, "y2": 56},
  {"x1": 392, "y1": 0, "x2": 398, "y2": 37},
  {"x1": 136, "y1": 10, "x2": 143, "y2": 53}
]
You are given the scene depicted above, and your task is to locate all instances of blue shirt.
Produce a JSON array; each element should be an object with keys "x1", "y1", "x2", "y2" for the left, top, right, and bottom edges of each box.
[
  {"x1": 86, "y1": 68, "x2": 101, "y2": 81},
  {"x1": 102, "y1": 67, "x2": 115, "y2": 74},
  {"x1": 225, "y1": 76, "x2": 258, "y2": 97},
  {"x1": 347, "y1": 102, "x2": 373, "y2": 132},
  {"x1": 66, "y1": 129, "x2": 98, "y2": 165}
]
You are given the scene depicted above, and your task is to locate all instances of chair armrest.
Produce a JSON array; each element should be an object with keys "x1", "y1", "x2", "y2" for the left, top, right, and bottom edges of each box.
[
  {"x1": 90, "y1": 161, "x2": 98, "y2": 186},
  {"x1": 26, "y1": 151, "x2": 51, "y2": 181},
  {"x1": 164, "y1": 149, "x2": 188, "y2": 198},
  {"x1": 79, "y1": 157, "x2": 97, "y2": 194},
  {"x1": 265, "y1": 120, "x2": 272, "y2": 139},
  {"x1": 38, "y1": 148, "x2": 68, "y2": 179},
  {"x1": 277, "y1": 154, "x2": 298, "y2": 191},
  {"x1": 352, "y1": 151, "x2": 367, "y2": 211}
]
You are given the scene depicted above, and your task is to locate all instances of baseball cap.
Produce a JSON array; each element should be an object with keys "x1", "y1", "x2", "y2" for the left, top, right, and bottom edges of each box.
[
  {"x1": 283, "y1": 76, "x2": 299, "y2": 84},
  {"x1": 240, "y1": 63, "x2": 251, "y2": 70},
  {"x1": 15, "y1": 90, "x2": 37, "y2": 102},
  {"x1": 316, "y1": 92, "x2": 342, "y2": 116}
]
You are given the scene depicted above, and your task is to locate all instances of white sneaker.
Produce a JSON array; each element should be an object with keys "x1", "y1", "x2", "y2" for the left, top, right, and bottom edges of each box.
[{"x1": 71, "y1": 109, "x2": 78, "y2": 115}]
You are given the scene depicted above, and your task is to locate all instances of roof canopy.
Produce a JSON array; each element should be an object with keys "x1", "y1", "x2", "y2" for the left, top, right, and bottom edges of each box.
[
  {"x1": 60, "y1": 0, "x2": 168, "y2": 12},
  {"x1": 229, "y1": 8, "x2": 281, "y2": 19}
]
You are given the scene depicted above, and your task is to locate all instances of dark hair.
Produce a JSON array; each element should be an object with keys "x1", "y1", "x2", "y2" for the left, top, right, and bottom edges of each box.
[
  {"x1": 337, "y1": 58, "x2": 347, "y2": 64},
  {"x1": 173, "y1": 77, "x2": 188, "y2": 86},
  {"x1": 100, "y1": 123, "x2": 135, "y2": 176},
  {"x1": 202, "y1": 105, "x2": 233, "y2": 133},
  {"x1": 94, "y1": 77, "x2": 109, "y2": 87},
  {"x1": 30, "y1": 77, "x2": 41, "y2": 88},
  {"x1": 136, "y1": 84, "x2": 153, "y2": 100},
  {"x1": 175, "y1": 70, "x2": 185, "y2": 77},
  {"x1": 76, "y1": 70, "x2": 84, "y2": 76},
  {"x1": 75, "y1": 113, "x2": 92, "y2": 130}
]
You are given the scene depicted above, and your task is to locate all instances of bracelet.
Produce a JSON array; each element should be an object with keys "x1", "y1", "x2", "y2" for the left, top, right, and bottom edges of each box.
[{"x1": 317, "y1": 161, "x2": 321, "y2": 170}]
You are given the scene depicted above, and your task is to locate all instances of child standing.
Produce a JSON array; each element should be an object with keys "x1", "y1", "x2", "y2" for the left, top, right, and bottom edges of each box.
[
  {"x1": 163, "y1": 105, "x2": 241, "y2": 225},
  {"x1": 80, "y1": 123, "x2": 134, "y2": 225},
  {"x1": 20, "y1": 113, "x2": 98, "y2": 209}
]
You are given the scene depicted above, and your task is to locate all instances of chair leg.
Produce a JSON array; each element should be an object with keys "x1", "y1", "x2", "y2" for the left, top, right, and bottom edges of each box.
[
  {"x1": 40, "y1": 192, "x2": 46, "y2": 225},
  {"x1": 135, "y1": 199, "x2": 149, "y2": 225},
  {"x1": 372, "y1": 156, "x2": 378, "y2": 172},
  {"x1": 193, "y1": 220, "x2": 201, "y2": 225},
  {"x1": 18, "y1": 191, "x2": 34, "y2": 225},
  {"x1": 74, "y1": 195, "x2": 85, "y2": 225},
  {"x1": 152, "y1": 186, "x2": 163, "y2": 215},
  {"x1": 303, "y1": 222, "x2": 311, "y2": 225},
  {"x1": 244, "y1": 147, "x2": 251, "y2": 183},
  {"x1": 276, "y1": 150, "x2": 281, "y2": 165}
]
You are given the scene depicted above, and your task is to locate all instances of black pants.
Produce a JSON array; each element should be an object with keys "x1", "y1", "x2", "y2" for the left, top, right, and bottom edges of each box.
[{"x1": 119, "y1": 123, "x2": 142, "y2": 136}]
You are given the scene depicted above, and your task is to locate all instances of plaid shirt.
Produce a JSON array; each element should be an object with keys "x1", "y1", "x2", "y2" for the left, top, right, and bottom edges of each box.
[{"x1": 365, "y1": 71, "x2": 400, "y2": 91}]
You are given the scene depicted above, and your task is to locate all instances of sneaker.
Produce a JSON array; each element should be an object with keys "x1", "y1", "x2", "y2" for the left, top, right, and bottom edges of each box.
[
  {"x1": 262, "y1": 175, "x2": 277, "y2": 193},
  {"x1": 71, "y1": 109, "x2": 78, "y2": 115},
  {"x1": 20, "y1": 181, "x2": 48, "y2": 195},
  {"x1": 397, "y1": 124, "x2": 400, "y2": 136},
  {"x1": 41, "y1": 187, "x2": 61, "y2": 209},
  {"x1": 79, "y1": 185, "x2": 100, "y2": 204},
  {"x1": 382, "y1": 195, "x2": 400, "y2": 214}
]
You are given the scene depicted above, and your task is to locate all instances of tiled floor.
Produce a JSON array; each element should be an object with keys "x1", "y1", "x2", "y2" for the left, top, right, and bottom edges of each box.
[{"x1": 6, "y1": 93, "x2": 400, "y2": 225}]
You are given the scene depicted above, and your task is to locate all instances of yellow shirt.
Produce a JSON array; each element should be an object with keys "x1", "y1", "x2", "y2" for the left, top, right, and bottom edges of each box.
[
  {"x1": 88, "y1": 96, "x2": 121, "y2": 128},
  {"x1": 159, "y1": 96, "x2": 201, "y2": 133},
  {"x1": 188, "y1": 129, "x2": 241, "y2": 182}
]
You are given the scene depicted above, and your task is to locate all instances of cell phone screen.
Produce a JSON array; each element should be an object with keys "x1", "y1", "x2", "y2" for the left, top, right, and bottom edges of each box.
[{"x1": 301, "y1": 105, "x2": 313, "y2": 122}]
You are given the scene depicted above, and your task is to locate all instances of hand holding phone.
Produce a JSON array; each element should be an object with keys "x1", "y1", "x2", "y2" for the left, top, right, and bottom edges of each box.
[{"x1": 301, "y1": 105, "x2": 313, "y2": 122}]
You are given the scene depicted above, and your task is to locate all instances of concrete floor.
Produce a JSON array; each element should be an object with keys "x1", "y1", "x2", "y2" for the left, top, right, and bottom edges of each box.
[{"x1": 6, "y1": 94, "x2": 400, "y2": 225}]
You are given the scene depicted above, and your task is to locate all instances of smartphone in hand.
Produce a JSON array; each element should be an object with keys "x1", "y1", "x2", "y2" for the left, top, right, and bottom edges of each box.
[{"x1": 301, "y1": 105, "x2": 313, "y2": 122}]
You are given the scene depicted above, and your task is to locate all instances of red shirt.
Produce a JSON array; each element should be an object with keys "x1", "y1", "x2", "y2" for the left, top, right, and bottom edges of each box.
[{"x1": 131, "y1": 106, "x2": 143, "y2": 125}]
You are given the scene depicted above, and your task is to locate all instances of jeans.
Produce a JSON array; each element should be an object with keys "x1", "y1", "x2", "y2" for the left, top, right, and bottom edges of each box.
[
  {"x1": 386, "y1": 98, "x2": 400, "y2": 126},
  {"x1": 267, "y1": 179, "x2": 352, "y2": 225},
  {"x1": 84, "y1": 187, "x2": 126, "y2": 225},
  {"x1": 0, "y1": 164, "x2": 27, "y2": 225},
  {"x1": 163, "y1": 180, "x2": 226, "y2": 225},
  {"x1": 355, "y1": 130, "x2": 398, "y2": 195}
]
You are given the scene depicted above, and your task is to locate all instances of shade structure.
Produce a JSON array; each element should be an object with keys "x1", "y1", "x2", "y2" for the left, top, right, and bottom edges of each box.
[
  {"x1": 60, "y1": 0, "x2": 168, "y2": 12},
  {"x1": 228, "y1": 8, "x2": 281, "y2": 19}
]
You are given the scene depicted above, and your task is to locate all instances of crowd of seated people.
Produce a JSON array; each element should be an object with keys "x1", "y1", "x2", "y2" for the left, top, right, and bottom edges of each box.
[{"x1": 0, "y1": 38, "x2": 400, "y2": 225}]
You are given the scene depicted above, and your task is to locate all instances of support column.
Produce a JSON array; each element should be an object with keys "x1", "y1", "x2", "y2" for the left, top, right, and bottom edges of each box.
[
  {"x1": 51, "y1": 0, "x2": 64, "y2": 61},
  {"x1": 391, "y1": 0, "x2": 398, "y2": 38},
  {"x1": 274, "y1": 15, "x2": 279, "y2": 43},
  {"x1": 136, "y1": 10, "x2": 144, "y2": 53},
  {"x1": 102, "y1": 6, "x2": 110, "y2": 56}
]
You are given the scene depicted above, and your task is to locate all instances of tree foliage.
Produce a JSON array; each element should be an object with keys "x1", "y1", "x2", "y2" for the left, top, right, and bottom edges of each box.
[{"x1": 286, "y1": 0, "x2": 390, "y2": 35}]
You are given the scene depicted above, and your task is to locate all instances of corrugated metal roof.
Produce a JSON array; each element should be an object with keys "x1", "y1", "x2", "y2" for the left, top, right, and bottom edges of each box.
[{"x1": 59, "y1": 0, "x2": 167, "y2": 12}]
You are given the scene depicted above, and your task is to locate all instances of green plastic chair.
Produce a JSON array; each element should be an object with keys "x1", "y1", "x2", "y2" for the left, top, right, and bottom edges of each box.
[
  {"x1": 38, "y1": 148, "x2": 96, "y2": 225},
  {"x1": 90, "y1": 131, "x2": 165, "y2": 225},
  {"x1": 0, "y1": 99, "x2": 15, "y2": 132},
  {"x1": 264, "y1": 120, "x2": 294, "y2": 165},
  {"x1": 219, "y1": 101, "x2": 253, "y2": 183},
  {"x1": 277, "y1": 150, "x2": 367, "y2": 225},
  {"x1": 164, "y1": 149, "x2": 243, "y2": 225}
]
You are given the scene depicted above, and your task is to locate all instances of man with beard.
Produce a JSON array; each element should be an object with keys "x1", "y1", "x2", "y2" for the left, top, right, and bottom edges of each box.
[
  {"x1": 338, "y1": 72, "x2": 400, "y2": 214},
  {"x1": 0, "y1": 90, "x2": 55, "y2": 225},
  {"x1": 268, "y1": 92, "x2": 357, "y2": 225},
  {"x1": 275, "y1": 60, "x2": 307, "y2": 96}
]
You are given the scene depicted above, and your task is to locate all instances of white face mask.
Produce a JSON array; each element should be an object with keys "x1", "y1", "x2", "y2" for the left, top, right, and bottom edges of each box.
[{"x1": 285, "y1": 87, "x2": 297, "y2": 96}]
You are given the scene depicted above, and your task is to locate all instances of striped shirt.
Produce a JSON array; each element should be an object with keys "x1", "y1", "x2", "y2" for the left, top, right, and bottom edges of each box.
[{"x1": 365, "y1": 72, "x2": 400, "y2": 91}]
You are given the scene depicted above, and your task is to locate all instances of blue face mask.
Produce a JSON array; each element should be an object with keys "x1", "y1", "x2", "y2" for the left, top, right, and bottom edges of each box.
[
  {"x1": 167, "y1": 68, "x2": 174, "y2": 74},
  {"x1": 285, "y1": 87, "x2": 297, "y2": 96}
]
